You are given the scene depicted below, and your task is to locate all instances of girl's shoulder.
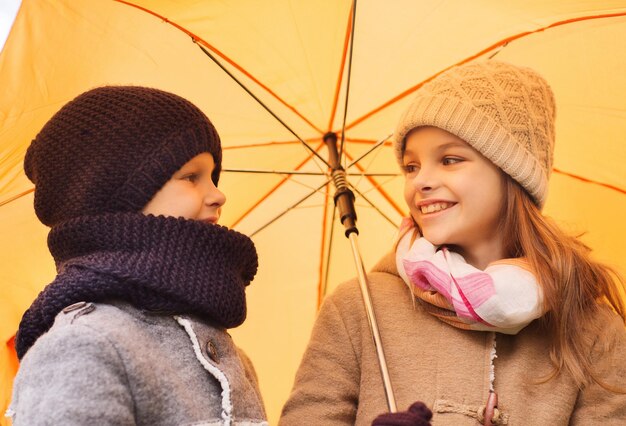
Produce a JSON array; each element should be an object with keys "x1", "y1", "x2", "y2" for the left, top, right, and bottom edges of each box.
[
  {"x1": 330, "y1": 251, "x2": 408, "y2": 301},
  {"x1": 324, "y1": 250, "x2": 433, "y2": 332},
  {"x1": 591, "y1": 305, "x2": 626, "y2": 355}
]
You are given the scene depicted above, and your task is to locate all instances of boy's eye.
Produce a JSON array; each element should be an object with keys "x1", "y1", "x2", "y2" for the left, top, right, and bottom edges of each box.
[
  {"x1": 181, "y1": 173, "x2": 201, "y2": 183},
  {"x1": 442, "y1": 157, "x2": 462, "y2": 166}
]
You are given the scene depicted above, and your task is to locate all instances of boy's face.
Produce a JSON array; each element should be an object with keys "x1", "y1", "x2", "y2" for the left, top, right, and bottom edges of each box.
[
  {"x1": 142, "y1": 152, "x2": 225, "y2": 224},
  {"x1": 402, "y1": 126, "x2": 505, "y2": 265}
]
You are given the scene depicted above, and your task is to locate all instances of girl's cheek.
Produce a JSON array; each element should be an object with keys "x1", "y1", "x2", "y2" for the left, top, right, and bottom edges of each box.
[{"x1": 404, "y1": 180, "x2": 416, "y2": 207}]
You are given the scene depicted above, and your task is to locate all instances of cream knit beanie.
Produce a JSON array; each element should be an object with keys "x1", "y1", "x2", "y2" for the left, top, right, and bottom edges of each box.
[{"x1": 393, "y1": 61, "x2": 556, "y2": 207}]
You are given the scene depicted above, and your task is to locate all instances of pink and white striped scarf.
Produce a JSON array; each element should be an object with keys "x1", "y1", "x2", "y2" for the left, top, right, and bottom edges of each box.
[{"x1": 395, "y1": 225, "x2": 544, "y2": 334}]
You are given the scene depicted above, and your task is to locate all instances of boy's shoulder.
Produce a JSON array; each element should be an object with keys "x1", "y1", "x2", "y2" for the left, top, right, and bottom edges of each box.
[
  {"x1": 26, "y1": 301, "x2": 176, "y2": 361},
  {"x1": 13, "y1": 303, "x2": 141, "y2": 403},
  {"x1": 49, "y1": 300, "x2": 161, "y2": 334}
]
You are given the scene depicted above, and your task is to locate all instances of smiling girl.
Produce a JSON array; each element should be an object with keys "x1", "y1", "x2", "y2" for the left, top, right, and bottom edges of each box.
[
  {"x1": 8, "y1": 87, "x2": 267, "y2": 425},
  {"x1": 281, "y1": 61, "x2": 626, "y2": 425}
]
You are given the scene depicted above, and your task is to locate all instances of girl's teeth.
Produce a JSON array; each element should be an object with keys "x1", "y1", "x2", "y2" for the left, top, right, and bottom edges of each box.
[{"x1": 421, "y1": 202, "x2": 451, "y2": 214}]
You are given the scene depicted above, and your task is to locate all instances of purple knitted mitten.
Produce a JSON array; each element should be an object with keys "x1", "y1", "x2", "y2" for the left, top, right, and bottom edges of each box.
[{"x1": 371, "y1": 402, "x2": 433, "y2": 426}]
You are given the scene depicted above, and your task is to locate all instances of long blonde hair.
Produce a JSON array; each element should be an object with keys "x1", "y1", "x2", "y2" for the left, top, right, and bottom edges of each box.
[{"x1": 499, "y1": 176, "x2": 625, "y2": 390}]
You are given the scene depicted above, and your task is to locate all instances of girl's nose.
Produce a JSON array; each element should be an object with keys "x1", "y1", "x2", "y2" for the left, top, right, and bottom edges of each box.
[{"x1": 412, "y1": 166, "x2": 437, "y2": 193}]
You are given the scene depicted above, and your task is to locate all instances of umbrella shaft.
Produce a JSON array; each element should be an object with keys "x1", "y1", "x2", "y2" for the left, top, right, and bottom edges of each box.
[
  {"x1": 324, "y1": 131, "x2": 396, "y2": 410},
  {"x1": 349, "y1": 232, "x2": 398, "y2": 413},
  {"x1": 331, "y1": 169, "x2": 358, "y2": 236},
  {"x1": 325, "y1": 132, "x2": 358, "y2": 236}
]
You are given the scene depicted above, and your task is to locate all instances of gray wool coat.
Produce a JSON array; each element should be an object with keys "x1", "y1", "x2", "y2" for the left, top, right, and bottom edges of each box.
[{"x1": 7, "y1": 301, "x2": 267, "y2": 426}]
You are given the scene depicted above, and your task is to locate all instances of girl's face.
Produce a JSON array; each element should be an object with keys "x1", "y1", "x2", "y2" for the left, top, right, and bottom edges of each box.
[
  {"x1": 403, "y1": 127, "x2": 505, "y2": 267},
  {"x1": 142, "y1": 152, "x2": 225, "y2": 224}
]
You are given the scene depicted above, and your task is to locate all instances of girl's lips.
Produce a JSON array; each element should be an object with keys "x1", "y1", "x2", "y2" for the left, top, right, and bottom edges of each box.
[
  {"x1": 420, "y1": 209, "x2": 449, "y2": 222},
  {"x1": 418, "y1": 204, "x2": 456, "y2": 226}
]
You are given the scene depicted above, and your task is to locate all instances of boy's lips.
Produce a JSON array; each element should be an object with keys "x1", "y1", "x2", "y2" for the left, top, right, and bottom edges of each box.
[{"x1": 200, "y1": 216, "x2": 219, "y2": 224}]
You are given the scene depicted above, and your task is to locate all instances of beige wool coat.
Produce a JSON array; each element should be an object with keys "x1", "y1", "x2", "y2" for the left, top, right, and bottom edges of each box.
[{"x1": 280, "y1": 251, "x2": 626, "y2": 425}]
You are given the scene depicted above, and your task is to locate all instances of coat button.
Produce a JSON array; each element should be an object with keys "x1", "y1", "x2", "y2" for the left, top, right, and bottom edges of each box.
[
  {"x1": 206, "y1": 340, "x2": 219, "y2": 363},
  {"x1": 62, "y1": 301, "x2": 87, "y2": 313}
]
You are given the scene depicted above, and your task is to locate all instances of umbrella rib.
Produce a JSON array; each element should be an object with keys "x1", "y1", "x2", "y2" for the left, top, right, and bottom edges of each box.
[
  {"x1": 344, "y1": 11, "x2": 626, "y2": 132},
  {"x1": 553, "y1": 168, "x2": 626, "y2": 195},
  {"x1": 230, "y1": 142, "x2": 325, "y2": 228},
  {"x1": 343, "y1": 149, "x2": 407, "y2": 217},
  {"x1": 305, "y1": 143, "x2": 333, "y2": 176},
  {"x1": 356, "y1": 175, "x2": 401, "y2": 197},
  {"x1": 488, "y1": 42, "x2": 509, "y2": 59},
  {"x1": 338, "y1": 0, "x2": 358, "y2": 168},
  {"x1": 326, "y1": 1, "x2": 355, "y2": 132},
  {"x1": 355, "y1": 149, "x2": 384, "y2": 190},
  {"x1": 249, "y1": 180, "x2": 330, "y2": 237},
  {"x1": 223, "y1": 168, "x2": 395, "y2": 177},
  {"x1": 223, "y1": 168, "x2": 326, "y2": 176},
  {"x1": 348, "y1": 182, "x2": 398, "y2": 229},
  {"x1": 344, "y1": 138, "x2": 390, "y2": 145},
  {"x1": 114, "y1": 0, "x2": 323, "y2": 135},
  {"x1": 195, "y1": 43, "x2": 330, "y2": 168},
  {"x1": 223, "y1": 140, "x2": 301, "y2": 150},
  {"x1": 320, "y1": 201, "x2": 338, "y2": 307},
  {"x1": 317, "y1": 182, "x2": 331, "y2": 305},
  {"x1": 0, "y1": 188, "x2": 34, "y2": 208},
  {"x1": 347, "y1": 134, "x2": 392, "y2": 169},
  {"x1": 286, "y1": 175, "x2": 334, "y2": 194},
  {"x1": 347, "y1": 173, "x2": 399, "y2": 177}
]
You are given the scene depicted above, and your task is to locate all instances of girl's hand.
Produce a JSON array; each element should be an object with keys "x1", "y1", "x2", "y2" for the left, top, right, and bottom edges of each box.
[{"x1": 371, "y1": 401, "x2": 432, "y2": 426}]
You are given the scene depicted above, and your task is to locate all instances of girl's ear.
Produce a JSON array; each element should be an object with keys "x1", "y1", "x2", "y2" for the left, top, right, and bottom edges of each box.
[
  {"x1": 394, "y1": 216, "x2": 422, "y2": 252},
  {"x1": 410, "y1": 217, "x2": 423, "y2": 245},
  {"x1": 398, "y1": 216, "x2": 415, "y2": 234},
  {"x1": 403, "y1": 216, "x2": 422, "y2": 242},
  {"x1": 410, "y1": 224, "x2": 421, "y2": 245}
]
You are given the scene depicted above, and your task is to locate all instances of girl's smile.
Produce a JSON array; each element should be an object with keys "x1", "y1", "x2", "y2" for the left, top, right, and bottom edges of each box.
[
  {"x1": 403, "y1": 126, "x2": 506, "y2": 269},
  {"x1": 416, "y1": 199, "x2": 457, "y2": 216}
]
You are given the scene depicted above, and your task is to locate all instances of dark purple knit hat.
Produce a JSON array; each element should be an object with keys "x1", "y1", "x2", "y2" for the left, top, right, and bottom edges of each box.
[{"x1": 24, "y1": 86, "x2": 222, "y2": 226}]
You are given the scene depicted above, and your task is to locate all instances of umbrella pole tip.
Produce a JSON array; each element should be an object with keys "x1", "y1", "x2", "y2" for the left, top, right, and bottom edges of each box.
[{"x1": 323, "y1": 132, "x2": 337, "y2": 144}]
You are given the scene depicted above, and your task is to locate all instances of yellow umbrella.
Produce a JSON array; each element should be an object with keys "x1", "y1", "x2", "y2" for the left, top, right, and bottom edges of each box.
[{"x1": 1, "y1": 1, "x2": 625, "y2": 423}]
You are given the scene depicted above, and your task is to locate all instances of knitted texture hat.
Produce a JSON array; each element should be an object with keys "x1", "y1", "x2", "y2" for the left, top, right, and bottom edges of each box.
[
  {"x1": 393, "y1": 61, "x2": 556, "y2": 207},
  {"x1": 24, "y1": 86, "x2": 222, "y2": 226}
]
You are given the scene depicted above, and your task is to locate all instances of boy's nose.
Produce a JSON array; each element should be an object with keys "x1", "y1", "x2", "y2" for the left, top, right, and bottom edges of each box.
[
  {"x1": 207, "y1": 187, "x2": 226, "y2": 207},
  {"x1": 202, "y1": 180, "x2": 226, "y2": 207}
]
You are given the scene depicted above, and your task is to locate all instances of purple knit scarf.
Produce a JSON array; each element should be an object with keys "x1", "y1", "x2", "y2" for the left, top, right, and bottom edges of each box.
[{"x1": 15, "y1": 212, "x2": 258, "y2": 359}]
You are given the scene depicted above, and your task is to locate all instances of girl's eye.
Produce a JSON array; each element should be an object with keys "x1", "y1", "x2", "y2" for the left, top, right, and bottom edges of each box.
[
  {"x1": 403, "y1": 164, "x2": 419, "y2": 174},
  {"x1": 442, "y1": 157, "x2": 462, "y2": 166}
]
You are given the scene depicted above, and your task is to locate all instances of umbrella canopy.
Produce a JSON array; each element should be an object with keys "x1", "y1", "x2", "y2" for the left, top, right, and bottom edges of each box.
[{"x1": 1, "y1": 1, "x2": 625, "y2": 423}]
